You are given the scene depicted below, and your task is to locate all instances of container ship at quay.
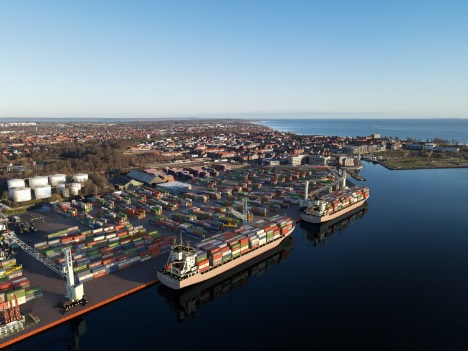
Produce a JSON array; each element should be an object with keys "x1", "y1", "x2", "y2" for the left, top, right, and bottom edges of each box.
[
  {"x1": 300, "y1": 182, "x2": 370, "y2": 224},
  {"x1": 158, "y1": 235, "x2": 293, "y2": 321},
  {"x1": 157, "y1": 215, "x2": 295, "y2": 290}
]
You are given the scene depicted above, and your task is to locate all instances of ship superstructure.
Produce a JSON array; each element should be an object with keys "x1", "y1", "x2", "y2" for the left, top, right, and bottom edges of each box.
[{"x1": 164, "y1": 236, "x2": 199, "y2": 280}]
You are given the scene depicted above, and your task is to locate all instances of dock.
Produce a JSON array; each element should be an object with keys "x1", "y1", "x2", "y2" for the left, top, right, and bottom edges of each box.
[
  {"x1": 1, "y1": 209, "x2": 303, "y2": 348},
  {"x1": 1, "y1": 166, "x2": 336, "y2": 347}
]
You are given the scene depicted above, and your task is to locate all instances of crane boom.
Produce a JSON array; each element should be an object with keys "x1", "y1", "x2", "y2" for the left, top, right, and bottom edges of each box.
[
  {"x1": 4, "y1": 231, "x2": 66, "y2": 279},
  {"x1": 227, "y1": 197, "x2": 250, "y2": 224},
  {"x1": 1, "y1": 230, "x2": 87, "y2": 312}
]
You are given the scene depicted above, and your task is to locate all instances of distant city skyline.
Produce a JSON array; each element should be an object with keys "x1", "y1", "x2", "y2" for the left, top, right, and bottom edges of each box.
[{"x1": 1, "y1": 0, "x2": 467, "y2": 118}]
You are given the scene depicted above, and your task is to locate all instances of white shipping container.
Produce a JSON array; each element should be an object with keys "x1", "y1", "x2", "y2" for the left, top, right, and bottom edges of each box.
[
  {"x1": 17, "y1": 297, "x2": 27, "y2": 305},
  {"x1": 79, "y1": 275, "x2": 93, "y2": 283},
  {"x1": 34, "y1": 242, "x2": 48, "y2": 250},
  {"x1": 118, "y1": 259, "x2": 130, "y2": 266},
  {"x1": 77, "y1": 270, "x2": 91, "y2": 278}
]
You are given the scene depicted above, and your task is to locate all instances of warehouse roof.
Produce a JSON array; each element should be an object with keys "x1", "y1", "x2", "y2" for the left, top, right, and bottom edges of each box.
[{"x1": 126, "y1": 170, "x2": 166, "y2": 185}]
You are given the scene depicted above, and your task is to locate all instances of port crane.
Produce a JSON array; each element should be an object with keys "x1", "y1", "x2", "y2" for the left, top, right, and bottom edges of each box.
[
  {"x1": 299, "y1": 166, "x2": 347, "y2": 209},
  {"x1": 0, "y1": 292, "x2": 28, "y2": 339},
  {"x1": 226, "y1": 197, "x2": 250, "y2": 224},
  {"x1": 0, "y1": 231, "x2": 87, "y2": 312}
]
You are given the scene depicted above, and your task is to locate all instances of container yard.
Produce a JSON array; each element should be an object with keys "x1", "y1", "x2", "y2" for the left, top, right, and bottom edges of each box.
[{"x1": 0, "y1": 165, "x2": 341, "y2": 348}]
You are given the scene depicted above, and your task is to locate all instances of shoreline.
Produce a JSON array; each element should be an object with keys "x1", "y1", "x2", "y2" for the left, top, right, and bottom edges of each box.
[
  {"x1": 1, "y1": 217, "x2": 305, "y2": 348},
  {"x1": 373, "y1": 160, "x2": 468, "y2": 171}
]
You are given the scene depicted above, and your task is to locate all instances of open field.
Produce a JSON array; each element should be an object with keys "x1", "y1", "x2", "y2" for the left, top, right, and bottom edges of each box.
[{"x1": 370, "y1": 149, "x2": 468, "y2": 170}]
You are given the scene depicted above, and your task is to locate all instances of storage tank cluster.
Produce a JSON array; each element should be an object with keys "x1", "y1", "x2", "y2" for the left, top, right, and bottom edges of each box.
[{"x1": 6, "y1": 173, "x2": 88, "y2": 202}]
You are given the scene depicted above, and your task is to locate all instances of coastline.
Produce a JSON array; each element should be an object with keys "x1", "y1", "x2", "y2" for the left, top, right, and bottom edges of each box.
[{"x1": 374, "y1": 160, "x2": 468, "y2": 171}]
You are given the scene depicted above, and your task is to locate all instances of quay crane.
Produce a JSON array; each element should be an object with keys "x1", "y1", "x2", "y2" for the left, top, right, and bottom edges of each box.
[
  {"x1": 0, "y1": 231, "x2": 87, "y2": 312},
  {"x1": 0, "y1": 292, "x2": 29, "y2": 339},
  {"x1": 299, "y1": 167, "x2": 347, "y2": 209},
  {"x1": 226, "y1": 197, "x2": 250, "y2": 224}
]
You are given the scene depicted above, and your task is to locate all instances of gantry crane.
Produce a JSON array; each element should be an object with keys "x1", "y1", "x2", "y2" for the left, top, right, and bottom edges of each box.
[
  {"x1": 0, "y1": 292, "x2": 27, "y2": 338},
  {"x1": 299, "y1": 167, "x2": 347, "y2": 209},
  {"x1": 226, "y1": 197, "x2": 250, "y2": 224},
  {"x1": 1, "y1": 231, "x2": 87, "y2": 312}
]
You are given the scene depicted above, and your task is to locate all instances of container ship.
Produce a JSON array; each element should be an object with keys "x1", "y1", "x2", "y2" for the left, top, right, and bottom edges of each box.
[
  {"x1": 300, "y1": 185, "x2": 370, "y2": 224},
  {"x1": 158, "y1": 234, "x2": 293, "y2": 321},
  {"x1": 157, "y1": 215, "x2": 295, "y2": 290},
  {"x1": 300, "y1": 203, "x2": 368, "y2": 245}
]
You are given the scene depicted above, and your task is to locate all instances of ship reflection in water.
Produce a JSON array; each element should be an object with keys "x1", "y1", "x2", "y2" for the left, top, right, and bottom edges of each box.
[
  {"x1": 157, "y1": 236, "x2": 293, "y2": 322},
  {"x1": 301, "y1": 203, "x2": 369, "y2": 246}
]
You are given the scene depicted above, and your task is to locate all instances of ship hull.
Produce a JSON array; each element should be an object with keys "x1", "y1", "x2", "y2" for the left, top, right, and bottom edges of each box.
[
  {"x1": 158, "y1": 235, "x2": 294, "y2": 307},
  {"x1": 157, "y1": 227, "x2": 295, "y2": 290},
  {"x1": 300, "y1": 198, "x2": 368, "y2": 224}
]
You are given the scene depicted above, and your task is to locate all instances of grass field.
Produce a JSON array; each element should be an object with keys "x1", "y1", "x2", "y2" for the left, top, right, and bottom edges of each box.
[{"x1": 373, "y1": 149, "x2": 468, "y2": 170}]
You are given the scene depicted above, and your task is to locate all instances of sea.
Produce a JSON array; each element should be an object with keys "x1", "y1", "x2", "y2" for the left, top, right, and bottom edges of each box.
[
  {"x1": 256, "y1": 118, "x2": 468, "y2": 145},
  {"x1": 7, "y1": 119, "x2": 468, "y2": 351}
]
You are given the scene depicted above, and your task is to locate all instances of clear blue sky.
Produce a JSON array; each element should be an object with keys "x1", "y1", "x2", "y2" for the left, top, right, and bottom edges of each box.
[{"x1": 1, "y1": 0, "x2": 467, "y2": 118}]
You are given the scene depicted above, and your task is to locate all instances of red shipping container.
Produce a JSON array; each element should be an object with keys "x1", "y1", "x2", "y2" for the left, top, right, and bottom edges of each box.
[
  {"x1": 199, "y1": 266, "x2": 211, "y2": 273},
  {"x1": 148, "y1": 243, "x2": 160, "y2": 251},
  {"x1": 197, "y1": 259, "x2": 209, "y2": 267},
  {"x1": 0, "y1": 283, "x2": 13, "y2": 292}
]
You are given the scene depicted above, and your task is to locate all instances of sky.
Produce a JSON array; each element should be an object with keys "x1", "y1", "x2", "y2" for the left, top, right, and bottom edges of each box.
[{"x1": 0, "y1": 0, "x2": 467, "y2": 119}]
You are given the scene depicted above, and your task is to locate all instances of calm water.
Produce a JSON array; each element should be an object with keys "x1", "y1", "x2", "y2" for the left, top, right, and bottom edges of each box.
[
  {"x1": 8, "y1": 164, "x2": 468, "y2": 350},
  {"x1": 257, "y1": 118, "x2": 468, "y2": 145}
]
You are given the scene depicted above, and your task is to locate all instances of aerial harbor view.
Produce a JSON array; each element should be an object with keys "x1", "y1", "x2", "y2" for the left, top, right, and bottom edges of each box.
[{"x1": 1, "y1": 1, "x2": 468, "y2": 350}]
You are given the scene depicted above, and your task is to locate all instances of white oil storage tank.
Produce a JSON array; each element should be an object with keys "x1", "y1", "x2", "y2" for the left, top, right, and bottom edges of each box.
[
  {"x1": 11, "y1": 187, "x2": 32, "y2": 202},
  {"x1": 33, "y1": 185, "x2": 52, "y2": 199},
  {"x1": 55, "y1": 183, "x2": 67, "y2": 192},
  {"x1": 29, "y1": 176, "x2": 49, "y2": 188},
  {"x1": 7, "y1": 179, "x2": 25, "y2": 190},
  {"x1": 69, "y1": 183, "x2": 81, "y2": 196},
  {"x1": 48, "y1": 174, "x2": 67, "y2": 186},
  {"x1": 74, "y1": 173, "x2": 88, "y2": 183},
  {"x1": 61, "y1": 187, "x2": 70, "y2": 198},
  {"x1": 70, "y1": 182, "x2": 82, "y2": 190}
]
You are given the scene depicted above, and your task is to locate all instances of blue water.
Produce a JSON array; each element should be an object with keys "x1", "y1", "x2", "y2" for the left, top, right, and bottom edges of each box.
[
  {"x1": 7, "y1": 122, "x2": 468, "y2": 350},
  {"x1": 257, "y1": 118, "x2": 468, "y2": 145}
]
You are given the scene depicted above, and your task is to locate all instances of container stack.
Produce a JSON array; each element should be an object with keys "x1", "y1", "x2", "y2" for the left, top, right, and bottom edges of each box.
[
  {"x1": 188, "y1": 216, "x2": 294, "y2": 272},
  {"x1": 0, "y1": 258, "x2": 43, "y2": 309},
  {"x1": 34, "y1": 225, "x2": 172, "y2": 283}
]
